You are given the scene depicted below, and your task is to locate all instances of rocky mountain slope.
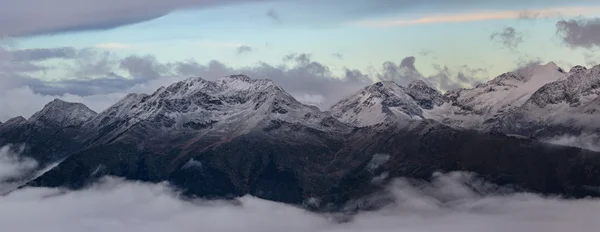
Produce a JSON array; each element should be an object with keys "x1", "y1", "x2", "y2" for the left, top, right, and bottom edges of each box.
[{"x1": 2, "y1": 67, "x2": 600, "y2": 210}]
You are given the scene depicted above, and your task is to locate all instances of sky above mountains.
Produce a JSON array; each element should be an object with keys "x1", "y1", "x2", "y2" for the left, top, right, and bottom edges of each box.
[{"x1": 1, "y1": 0, "x2": 600, "y2": 120}]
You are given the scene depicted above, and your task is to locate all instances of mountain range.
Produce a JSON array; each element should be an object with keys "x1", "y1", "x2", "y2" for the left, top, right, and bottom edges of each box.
[{"x1": 2, "y1": 63, "x2": 600, "y2": 211}]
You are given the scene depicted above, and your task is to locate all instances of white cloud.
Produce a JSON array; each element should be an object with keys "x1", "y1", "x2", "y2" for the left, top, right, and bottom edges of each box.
[
  {"x1": 0, "y1": 145, "x2": 38, "y2": 193},
  {"x1": 543, "y1": 133, "x2": 600, "y2": 151},
  {"x1": 0, "y1": 172, "x2": 599, "y2": 231}
]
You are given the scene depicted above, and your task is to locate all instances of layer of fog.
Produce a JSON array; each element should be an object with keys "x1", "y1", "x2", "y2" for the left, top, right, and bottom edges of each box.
[
  {"x1": 543, "y1": 133, "x2": 600, "y2": 152},
  {"x1": 0, "y1": 171, "x2": 599, "y2": 232},
  {"x1": 0, "y1": 145, "x2": 38, "y2": 193}
]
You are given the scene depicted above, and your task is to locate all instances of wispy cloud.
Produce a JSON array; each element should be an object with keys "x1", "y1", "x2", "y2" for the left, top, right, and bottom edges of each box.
[{"x1": 353, "y1": 7, "x2": 600, "y2": 27}]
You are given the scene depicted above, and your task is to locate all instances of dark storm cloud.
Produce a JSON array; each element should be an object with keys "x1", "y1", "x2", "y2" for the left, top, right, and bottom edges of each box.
[
  {"x1": 490, "y1": 27, "x2": 524, "y2": 50},
  {"x1": 556, "y1": 18, "x2": 600, "y2": 49}
]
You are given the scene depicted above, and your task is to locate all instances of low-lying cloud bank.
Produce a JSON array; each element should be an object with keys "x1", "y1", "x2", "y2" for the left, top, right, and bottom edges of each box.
[
  {"x1": 0, "y1": 172, "x2": 598, "y2": 232},
  {"x1": 0, "y1": 145, "x2": 38, "y2": 193},
  {"x1": 543, "y1": 133, "x2": 600, "y2": 152}
]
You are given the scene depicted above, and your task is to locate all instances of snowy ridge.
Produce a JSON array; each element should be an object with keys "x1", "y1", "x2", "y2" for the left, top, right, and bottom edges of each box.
[
  {"x1": 330, "y1": 61, "x2": 600, "y2": 138},
  {"x1": 425, "y1": 62, "x2": 567, "y2": 128},
  {"x1": 85, "y1": 75, "x2": 339, "y2": 141},
  {"x1": 9, "y1": 62, "x2": 600, "y2": 142},
  {"x1": 510, "y1": 64, "x2": 600, "y2": 130}
]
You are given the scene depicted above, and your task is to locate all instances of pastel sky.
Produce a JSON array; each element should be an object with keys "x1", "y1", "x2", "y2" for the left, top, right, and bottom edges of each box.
[{"x1": 1, "y1": 0, "x2": 600, "y2": 120}]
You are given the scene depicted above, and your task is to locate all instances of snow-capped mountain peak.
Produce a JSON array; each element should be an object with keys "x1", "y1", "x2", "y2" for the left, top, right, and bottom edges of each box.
[
  {"x1": 330, "y1": 81, "x2": 425, "y2": 127},
  {"x1": 525, "y1": 64, "x2": 600, "y2": 108},
  {"x1": 83, "y1": 75, "x2": 336, "y2": 145},
  {"x1": 28, "y1": 99, "x2": 97, "y2": 128},
  {"x1": 405, "y1": 80, "x2": 446, "y2": 110},
  {"x1": 431, "y1": 62, "x2": 567, "y2": 122}
]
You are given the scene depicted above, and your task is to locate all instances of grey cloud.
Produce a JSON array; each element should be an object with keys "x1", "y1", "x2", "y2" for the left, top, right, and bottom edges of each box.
[
  {"x1": 556, "y1": 18, "x2": 600, "y2": 49},
  {"x1": 4, "y1": 47, "x2": 77, "y2": 62},
  {"x1": 0, "y1": 46, "x2": 77, "y2": 75},
  {"x1": 377, "y1": 57, "x2": 421, "y2": 87},
  {"x1": 120, "y1": 55, "x2": 167, "y2": 79},
  {"x1": 68, "y1": 48, "x2": 120, "y2": 78},
  {"x1": 490, "y1": 27, "x2": 524, "y2": 50},
  {"x1": 376, "y1": 56, "x2": 482, "y2": 91},
  {"x1": 236, "y1": 46, "x2": 253, "y2": 55},
  {"x1": 0, "y1": 0, "x2": 267, "y2": 37},
  {"x1": 429, "y1": 64, "x2": 483, "y2": 91},
  {"x1": 399, "y1": 56, "x2": 417, "y2": 71}
]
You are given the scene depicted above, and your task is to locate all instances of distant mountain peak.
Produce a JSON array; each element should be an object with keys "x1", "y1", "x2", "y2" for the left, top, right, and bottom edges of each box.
[
  {"x1": 405, "y1": 80, "x2": 445, "y2": 110},
  {"x1": 227, "y1": 74, "x2": 253, "y2": 82},
  {"x1": 407, "y1": 79, "x2": 430, "y2": 89},
  {"x1": 28, "y1": 99, "x2": 97, "y2": 127},
  {"x1": 330, "y1": 81, "x2": 425, "y2": 127},
  {"x1": 570, "y1": 65, "x2": 587, "y2": 73}
]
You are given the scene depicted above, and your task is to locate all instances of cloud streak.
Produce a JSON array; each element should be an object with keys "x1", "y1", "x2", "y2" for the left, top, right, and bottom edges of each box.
[{"x1": 354, "y1": 7, "x2": 600, "y2": 27}]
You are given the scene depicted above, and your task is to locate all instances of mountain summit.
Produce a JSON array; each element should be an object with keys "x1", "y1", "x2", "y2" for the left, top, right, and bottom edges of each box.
[{"x1": 28, "y1": 99, "x2": 97, "y2": 128}]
